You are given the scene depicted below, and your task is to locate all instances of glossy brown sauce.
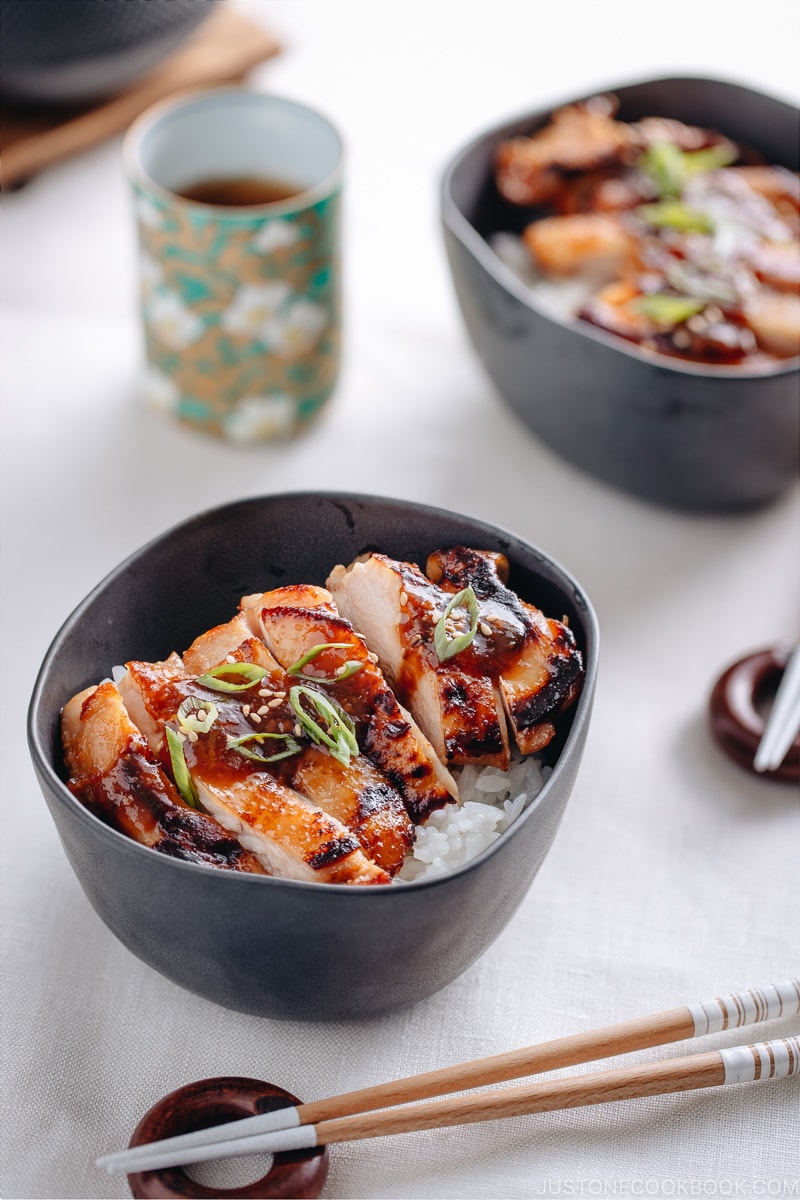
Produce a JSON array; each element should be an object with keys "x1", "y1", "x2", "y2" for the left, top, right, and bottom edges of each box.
[
  {"x1": 395, "y1": 554, "x2": 567, "y2": 687},
  {"x1": 95, "y1": 750, "x2": 264, "y2": 871}
]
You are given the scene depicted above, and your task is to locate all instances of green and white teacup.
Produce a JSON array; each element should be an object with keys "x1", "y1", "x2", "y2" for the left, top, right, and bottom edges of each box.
[{"x1": 123, "y1": 88, "x2": 343, "y2": 441}]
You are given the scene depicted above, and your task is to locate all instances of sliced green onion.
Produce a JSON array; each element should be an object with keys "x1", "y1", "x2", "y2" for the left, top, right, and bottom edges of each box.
[
  {"x1": 286, "y1": 642, "x2": 365, "y2": 684},
  {"x1": 637, "y1": 201, "x2": 714, "y2": 234},
  {"x1": 640, "y1": 141, "x2": 686, "y2": 198},
  {"x1": 196, "y1": 662, "x2": 268, "y2": 693},
  {"x1": 226, "y1": 731, "x2": 302, "y2": 764},
  {"x1": 289, "y1": 684, "x2": 359, "y2": 767},
  {"x1": 640, "y1": 141, "x2": 738, "y2": 199},
  {"x1": 176, "y1": 696, "x2": 219, "y2": 734},
  {"x1": 683, "y1": 142, "x2": 738, "y2": 176},
  {"x1": 434, "y1": 585, "x2": 479, "y2": 663},
  {"x1": 166, "y1": 727, "x2": 199, "y2": 808},
  {"x1": 636, "y1": 293, "x2": 706, "y2": 327},
  {"x1": 332, "y1": 660, "x2": 366, "y2": 681}
]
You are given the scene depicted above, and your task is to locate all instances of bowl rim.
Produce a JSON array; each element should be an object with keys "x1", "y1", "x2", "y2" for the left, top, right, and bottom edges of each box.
[
  {"x1": 440, "y1": 72, "x2": 800, "y2": 380},
  {"x1": 27, "y1": 490, "x2": 599, "y2": 896}
]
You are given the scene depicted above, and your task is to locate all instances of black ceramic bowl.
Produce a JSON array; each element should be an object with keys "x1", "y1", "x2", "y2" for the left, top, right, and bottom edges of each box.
[
  {"x1": 441, "y1": 77, "x2": 800, "y2": 511},
  {"x1": 2, "y1": 0, "x2": 216, "y2": 106},
  {"x1": 27, "y1": 494, "x2": 597, "y2": 1021}
]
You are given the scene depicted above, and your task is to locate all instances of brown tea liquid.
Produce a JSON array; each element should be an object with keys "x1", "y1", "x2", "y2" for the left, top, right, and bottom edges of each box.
[{"x1": 176, "y1": 176, "x2": 303, "y2": 206}]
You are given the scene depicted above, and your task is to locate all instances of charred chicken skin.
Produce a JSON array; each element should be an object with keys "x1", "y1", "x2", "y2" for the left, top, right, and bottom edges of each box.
[
  {"x1": 62, "y1": 681, "x2": 267, "y2": 874},
  {"x1": 327, "y1": 547, "x2": 583, "y2": 769}
]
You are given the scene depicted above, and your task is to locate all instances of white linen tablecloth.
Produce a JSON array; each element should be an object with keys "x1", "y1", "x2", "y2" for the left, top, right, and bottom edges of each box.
[{"x1": 2, "y1": 3, "x2": 798, "y2": 1197}]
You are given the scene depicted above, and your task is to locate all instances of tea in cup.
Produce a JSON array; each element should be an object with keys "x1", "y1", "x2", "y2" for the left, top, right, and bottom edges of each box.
[{"x1": 123, "y1": 88, "x2": 343, "y2": 441}]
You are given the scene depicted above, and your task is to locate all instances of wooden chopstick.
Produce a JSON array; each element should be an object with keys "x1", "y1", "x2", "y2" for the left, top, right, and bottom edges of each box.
[
  {"x1": 98, "y1": 979, "x2": 799, "y2": 1175},
  {"x1": 300, "y1": 1034, "x2": 800, "y2": 1149},
  {"x1": 106, "y1": 1035, "x2": 800, "y2": 1172}
]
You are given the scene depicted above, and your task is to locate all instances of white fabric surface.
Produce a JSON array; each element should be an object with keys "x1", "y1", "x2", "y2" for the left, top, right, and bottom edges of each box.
[{"x1": 2, "y1": 2, "x2": 799, "y2": 1197}]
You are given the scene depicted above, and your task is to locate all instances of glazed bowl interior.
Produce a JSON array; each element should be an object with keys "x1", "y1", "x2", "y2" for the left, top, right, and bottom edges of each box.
[
  {"x1": 441, "y1": 77, "x2": 800, "y2": 511},
  {"x1": 28, "y1": 493, "x2": 598, "y2": 1020}
]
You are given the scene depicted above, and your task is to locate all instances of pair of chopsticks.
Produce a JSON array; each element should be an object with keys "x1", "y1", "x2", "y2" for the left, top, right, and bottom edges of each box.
[
  {"x1": 99, "y1": 979, "x2": 799, "y2": 1175},
  {"x1": 754, "y1": 646, "x2": 800, "y2": 772}
]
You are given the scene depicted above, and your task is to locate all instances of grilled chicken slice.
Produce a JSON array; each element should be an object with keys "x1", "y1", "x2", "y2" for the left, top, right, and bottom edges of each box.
[
  {"x1": 428, "y1": 547, "x2": 583, "y2": 752},
  {"x1": 275, "y1": 751, "x2": 412, "y2": 876},
  {"x1": 523, "y1": 212, "x2": 636, "y2": 278},
  {"x1": 188, "y1": 766, "x2": 389, "y2": 885},
  {"x1": 241, "y1": 586, "x2": 458, "y2": 821},
  {"x1": 327, "y1": 556, "x2": 510, "y2": 770},
  {"x1": 61, "y1": 681, "x2": 266, "y2": 873},
  {"x1": 183, "y1": 613, "x2": 260, "y2": 675},
  {"x1": 496, "y1": 99, "x2": 631, "y2": 207},
  {"x1": 187, "y1": 614, "x2": 414, "y2": 875},
  {"x1": 728, "y1": 165, "x2": 800, "y2": 216},
  {"x1": 329, "y1": 548, "x2": 583, "y2": 764},
  {"x1": 744, "y1": 291, "x2": 800, "y2": 358},
  {"x1": 118, "y1": 651, "x2": 187, "y2": 754},
  {"x1": 123, "y1": 627, "x2": 404, "y2": 881}
]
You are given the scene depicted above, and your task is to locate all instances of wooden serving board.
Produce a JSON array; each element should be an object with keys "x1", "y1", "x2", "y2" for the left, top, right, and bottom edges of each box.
[{"x1": 1, "y1": 6, "x2": 282, "y2": 188}]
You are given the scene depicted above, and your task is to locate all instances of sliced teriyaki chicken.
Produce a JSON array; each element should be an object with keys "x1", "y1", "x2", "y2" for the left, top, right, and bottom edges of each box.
[
  {"x1": 185, "y1": 761, "x2": 389, "y2": 885},
  {"x1": 122, "y1": 623, "x2": 406, "y2": 880},
  {"x1": 331, "y1": 552, "x2": 513, "y2": 768},
  {"x1": 328, "y1": 547, "x2": 583, "y2": 764},
  {"x1": 495, "y1": 99, "x2": 631, "y2": 207},
  {"x1": 61, "y1": 681, "x2": 266, "y2": 874},
  {"x1": 287, "y1": 751, "x2": 413, "y2": 876},
  {"x1": 328, "y1": 553, "x2": 510, "y2": 768},
  {"x1": 433, "y1": 548, "x2": 582, "y2": 753},
  {"x1": 240, "y1": 586, "x2": 458, "y2": 821},
  {"x1": 186, "y1": 613, "x2": 414, "y2": 875}
]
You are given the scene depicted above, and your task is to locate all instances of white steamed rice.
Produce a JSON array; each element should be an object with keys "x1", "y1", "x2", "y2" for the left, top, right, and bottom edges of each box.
[{"x1": 397, "y1": 753, "x2": 549, "y2": 883}]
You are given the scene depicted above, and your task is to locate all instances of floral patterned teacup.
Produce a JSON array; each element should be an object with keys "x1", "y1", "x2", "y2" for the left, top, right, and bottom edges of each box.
[{"x1": 123, "y1": 89, "x2": 343, "y2": 441}]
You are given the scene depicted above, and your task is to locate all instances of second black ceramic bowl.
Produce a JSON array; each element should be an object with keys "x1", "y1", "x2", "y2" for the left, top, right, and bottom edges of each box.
[
  {"x1": 441, "y1": 77, "x2": 800, "y2": 511},
  {"x1": 28, "y1": 494, "x2": 597, "y2": 1021}
]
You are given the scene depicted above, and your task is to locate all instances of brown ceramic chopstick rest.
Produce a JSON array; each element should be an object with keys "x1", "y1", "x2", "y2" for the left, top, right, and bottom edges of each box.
[
  {"x1": 126, "y1": 1077, "x2": 328, "y2": 1199},
  {"x1": 709, "y1": 647, "x2": 800, "y2": 783}
]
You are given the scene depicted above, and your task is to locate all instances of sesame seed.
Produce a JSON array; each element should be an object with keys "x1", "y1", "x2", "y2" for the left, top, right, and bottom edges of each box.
[
  {"x1": 294, "y1": 723, "x2": 302, "y2": 737},
  {"x1": 251, "y1": 712, "x2": 262, "y2": 724},
  {"x1": 479, "y1": 622, "x2": 492, "y2": 637},
  {"x1": 400, "y1": 590, "x2": 408, "y2": 605},
  {"x1": 225, "y1": 654, "x2": 236, "y2": 664},
  {"x1": 188, "y1": 731, "x2": 199, "y2": 744},
  {"x1": 268, "y1": 697, "x2": 282, "y2": 708},
  {"x1": 258, "y1": 687, "x2": 272, "y2": 698},
  {"x1": 242, "y1": 704, "x2": 251, "y2": 716},
  {"x1": 258, "y1": 705, "x2": 270, "y2": 715}
]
